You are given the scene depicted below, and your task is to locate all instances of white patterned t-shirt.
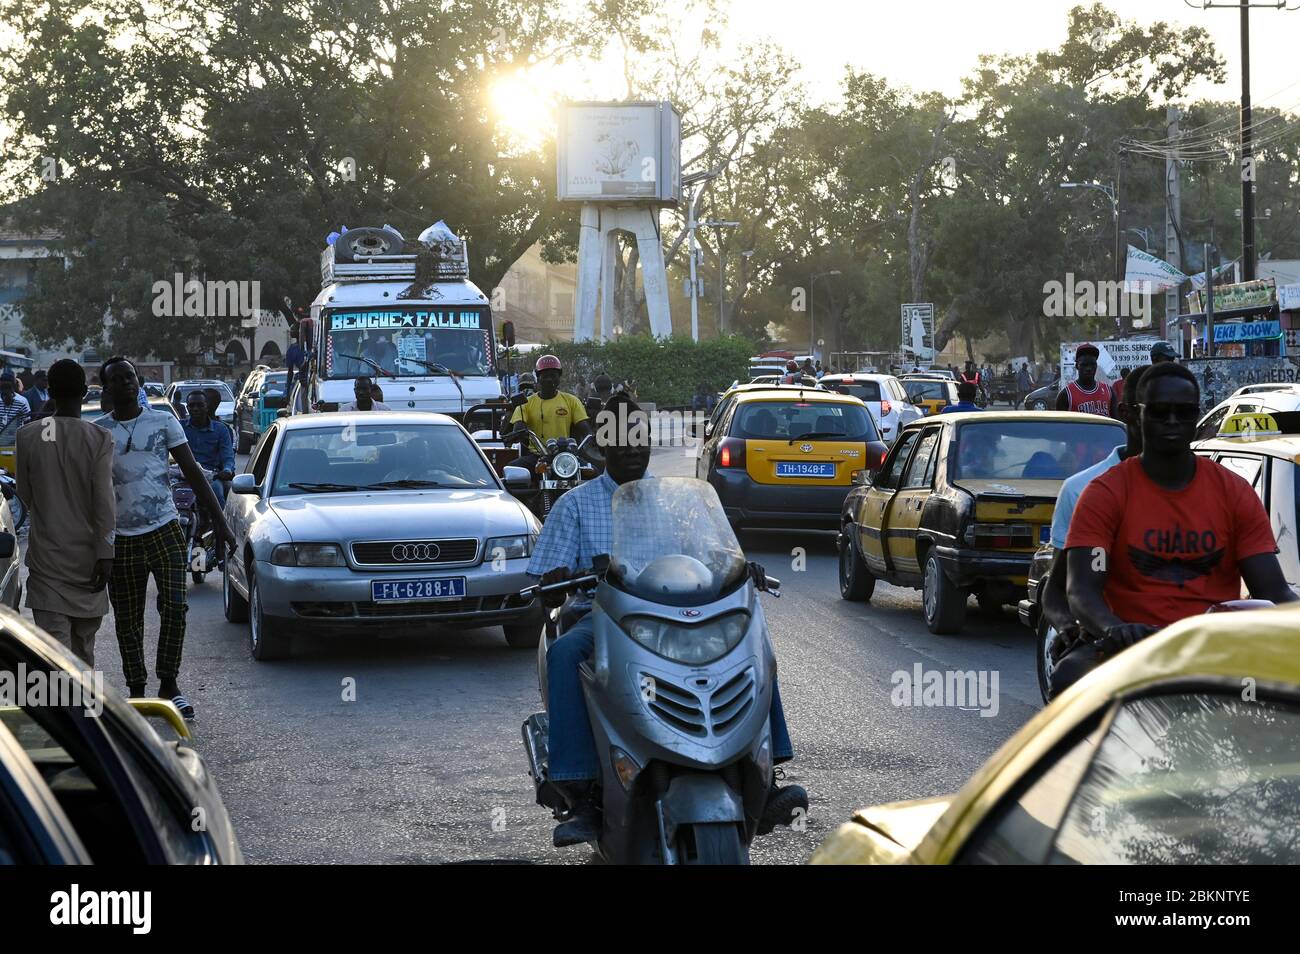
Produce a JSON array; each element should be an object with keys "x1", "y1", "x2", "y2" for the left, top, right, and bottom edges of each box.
[{"x1": 94, "y1": 409, "x2": 189, "y2": 536}]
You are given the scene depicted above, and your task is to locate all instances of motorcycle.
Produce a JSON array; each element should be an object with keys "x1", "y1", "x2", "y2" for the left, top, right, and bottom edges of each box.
[
  {"x1": 1040, "y1": 598, "x2": 1276, "y2": 702},
  {"x1": 507, "y1": 425, "x2": 599, "y2": 519},
  {"x1": 520, "y1": 476, "x2": 784, "y2": 864},
  {"x1": 170, "y1": 464, "x2": 221, "y2": 584}
]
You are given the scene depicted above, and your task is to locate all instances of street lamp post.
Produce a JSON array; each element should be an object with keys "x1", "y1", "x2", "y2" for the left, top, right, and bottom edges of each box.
[
  {"x1": 683, "y1": 169, "x2": 721, "y2": 342},
  {"x1": 1060, "y1": 179, "x2": 1123, "y2": 332},
  {"x1": 810, "y1": 270, "x2": 841, "y2": 360}
]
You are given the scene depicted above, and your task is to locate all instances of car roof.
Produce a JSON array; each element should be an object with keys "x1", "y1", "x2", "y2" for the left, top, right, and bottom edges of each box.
[
  {"x1": 275, "y1": 410, "x2": 460, "y2": 430},
  {"x1": 724, "y1": 382, "x2": 821, "y2": 396},
  {"x1": 1205, "y1": 393, "x2": 1300, "y2": 414},
  {"x1": 913, "y1": 604, "x2": 1300, "y2": 862},
  {"x1": 903, "y1": 410, "x2": 1122, "y2": 427},
  {"x1": 820, "y1": 373, "x2": 893, "y2": 382},
  {"x1": 1193, "y1": 434, "x2": 1300, "y2": 460},
  {"x1": 733, "y1": 388, "x2": 861, "y2": 405}
]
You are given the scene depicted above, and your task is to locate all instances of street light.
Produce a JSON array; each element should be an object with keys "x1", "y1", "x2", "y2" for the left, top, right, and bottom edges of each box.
[
  {"x1": 684, "y1": 169, "x2": 722, "y2": 342},
  {"x1": 1061, "y1": 179, "x2": 1123, "y2": 330},
  {"x1": 810, "y1": 270, "x2": 841, "y2": 359}
]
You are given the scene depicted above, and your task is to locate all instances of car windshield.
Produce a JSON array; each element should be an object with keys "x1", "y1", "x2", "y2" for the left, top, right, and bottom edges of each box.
[
  {"x1": 324, "y1": 306, "x2": 493, "y2": 379},
  {"x1": 733, "y1": 400, "x2": 878, "y2": 442},
  {"x1": 952, "y1": 420, "x2": 1124, "y2": 480},
  {"x1": 611, "y1": 477, "x2": 747, "y2": 606},
  {"x1": 270, "y1": 424, "x2": 496, "y2": 496},
  {"x1": 826, "y1": 380, "x2": 881, "y2": 402},
  {"x1": 904, "y1": 381, "x2": 949, "y2": 402},
  {"x1": 177, "y1": 383, "x2": 235, "y2": 403},
  {"x1": 260, "y1": 373, "x2": 289, "y2": 395}
]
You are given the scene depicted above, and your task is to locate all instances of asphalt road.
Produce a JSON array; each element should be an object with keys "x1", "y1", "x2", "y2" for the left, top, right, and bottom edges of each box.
[{"x1": 25, "y1": 446, "x2": 1044, "y2": 864}]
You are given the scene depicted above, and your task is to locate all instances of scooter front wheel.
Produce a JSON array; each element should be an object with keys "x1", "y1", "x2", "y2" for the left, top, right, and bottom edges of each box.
[{"x1": 678, "y1": 822, "x2": 749, "y2": 865}]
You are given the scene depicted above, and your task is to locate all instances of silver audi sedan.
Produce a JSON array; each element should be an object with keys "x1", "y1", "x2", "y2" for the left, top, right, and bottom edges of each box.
[{"x1": 221, "y1": 411, "x2": 545, "y2": 660}]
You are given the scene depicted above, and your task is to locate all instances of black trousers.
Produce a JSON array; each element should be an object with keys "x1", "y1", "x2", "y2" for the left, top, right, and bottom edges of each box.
[{"x1": 1050, "y1": 639, "x2": 1111, "y2": 697}]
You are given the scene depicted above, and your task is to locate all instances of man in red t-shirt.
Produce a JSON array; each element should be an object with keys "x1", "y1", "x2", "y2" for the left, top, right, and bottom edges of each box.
[
  {"x1": 1056, "y1": 343, "x2": 1116, "y2": 417},
  {"x1": 1058, "y1": 362, "x2": 1295, "y2": 690}
]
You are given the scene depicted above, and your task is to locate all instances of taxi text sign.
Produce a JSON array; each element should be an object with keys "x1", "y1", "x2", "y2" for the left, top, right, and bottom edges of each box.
[{"x1": 1218, "y1": 412, "x2": 1281, "y2": 440}]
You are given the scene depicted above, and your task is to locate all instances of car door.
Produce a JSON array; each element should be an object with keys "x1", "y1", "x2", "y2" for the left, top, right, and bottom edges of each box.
[
  {"x1": 230, "y1": 424, "x2": 279, "y2": 589},
  {"x1": 697, "y1": 400, "x2": 737, "y2": 479},
  {"x1": 0, "y1": 720, "x2": 90, "y2": 863},
  {"x1": 883, "y1": 426, "x2": 943, "y2": 575},
  {"x1": 856, "y1": 429, "x2": 919, "y2": 573}
]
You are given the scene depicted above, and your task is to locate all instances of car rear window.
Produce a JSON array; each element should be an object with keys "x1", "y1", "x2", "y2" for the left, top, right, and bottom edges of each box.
[
  {"x1": 904, "y1": 381, "x2": 949, "y2": 401},
  {"x1": 826, "y1": 380, "x2": 882, "y2": 402},
  {"x1": 951, "y1": 420, "x2": 1125, "y2": 480},
  {"x1": 733, "y1": 400, "x2": 879, "y2": 442}
]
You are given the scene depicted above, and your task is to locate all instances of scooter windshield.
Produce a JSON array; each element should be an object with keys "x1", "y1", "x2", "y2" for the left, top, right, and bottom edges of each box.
[{"x1": 610, "y1": 477, "x2": 747, "y2": 606}]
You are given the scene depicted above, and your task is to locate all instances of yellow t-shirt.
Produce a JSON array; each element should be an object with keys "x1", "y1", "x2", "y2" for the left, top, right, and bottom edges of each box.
[{"x1": 509, "y1": 392, "x2": 588, "y2": 447}]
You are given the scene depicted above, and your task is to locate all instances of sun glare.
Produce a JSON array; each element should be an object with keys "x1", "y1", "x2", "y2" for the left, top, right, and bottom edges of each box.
[{"x1": 490, "y1": 72, "x2": 556, "y2": 151}]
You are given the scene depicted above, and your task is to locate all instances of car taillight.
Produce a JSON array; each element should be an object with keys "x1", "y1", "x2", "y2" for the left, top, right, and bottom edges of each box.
[
  {"x1": 881, "y1": 400, "x2": 892, "y2": 417},
  {"x1": 718, "y1": 437, "x2": 746, "y2": 469}
]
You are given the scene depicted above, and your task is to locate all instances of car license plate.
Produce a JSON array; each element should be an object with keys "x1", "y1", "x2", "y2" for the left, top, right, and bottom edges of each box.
[
  {"x1": 371, "y1": 577, "x2": 467, "y2": 602},
  {"x1": 776, "y1": 462, "x2": 836, "y2": 478},
  {"x1": 1039, "y1": 525, "x2": 1051, "y2": 544}
]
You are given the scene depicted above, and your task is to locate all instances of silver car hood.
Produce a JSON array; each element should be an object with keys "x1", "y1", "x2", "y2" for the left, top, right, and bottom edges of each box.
[{"x1": 267, "y1": 488, "x2": 534, "y2": 543}]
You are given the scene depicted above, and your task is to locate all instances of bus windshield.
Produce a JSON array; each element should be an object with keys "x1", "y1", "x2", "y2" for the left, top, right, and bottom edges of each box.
[{"x1": 323, "y1": 306, "x2": 494, "y2": 379}]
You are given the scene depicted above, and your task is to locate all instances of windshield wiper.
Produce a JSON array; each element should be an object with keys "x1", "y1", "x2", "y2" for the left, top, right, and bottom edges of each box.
[
  {"x1": 336, "y1": 353, "x2": 396, "y2": 378},
  {"x1": 287, "y1": 481, "x2": 361, "y2": 492},
  {"x1": 362, "y1": 479, "x2": 451, "y2": 489},
  {"x1": 787, "y1": 431, "x2": 845, "y2": 444}
]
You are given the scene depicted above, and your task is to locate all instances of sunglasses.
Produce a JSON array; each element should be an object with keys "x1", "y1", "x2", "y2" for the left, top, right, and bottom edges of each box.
[{"x1": 1140, "y1": 402, "x2": 1201, "y2": 423}]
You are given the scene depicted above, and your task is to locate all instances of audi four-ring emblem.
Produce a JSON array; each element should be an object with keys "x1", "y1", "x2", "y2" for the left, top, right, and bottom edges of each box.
[{"x1": 391, "y1": 543, "x2": 441, "y2": 561}]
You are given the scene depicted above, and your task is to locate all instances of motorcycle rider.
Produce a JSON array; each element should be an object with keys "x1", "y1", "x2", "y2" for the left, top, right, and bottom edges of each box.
[
  {"x1": 1056, "y1": 343, "x2": 1115, "y2": 417},
  {"x1": 529, "y1": 393, "x2": 807, "y2": 847},
  {"x1": 1060, "y1": 362, "x2": 1296, "y2": 690},
  {"x1": 181, "y1": 390, "x2": 235, "y2": 508},
  {"x1": 505, "y1": 355, "x2": 592, "y2": 478}
]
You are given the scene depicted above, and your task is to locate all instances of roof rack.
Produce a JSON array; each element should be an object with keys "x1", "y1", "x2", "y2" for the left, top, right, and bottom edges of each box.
[{"x1": 320, "y1": 224, "x2": 469, "y2": 286}]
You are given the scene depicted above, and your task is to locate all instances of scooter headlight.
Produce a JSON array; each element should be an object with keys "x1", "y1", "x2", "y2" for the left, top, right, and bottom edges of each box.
[
  {"x1": 621, "y1": 611, "x2": 750, "y2": 665},
  {"x1": 551, "y1": 451, "x2": 580, "y2": 480}
]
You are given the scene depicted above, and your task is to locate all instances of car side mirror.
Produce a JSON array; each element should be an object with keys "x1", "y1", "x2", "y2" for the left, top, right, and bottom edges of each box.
[
  {"x1": 0, "y1": 531, "x2": 14, "y2": 559},
  {"x1": 853, "y1": 469, "x2": 874, "y2": 486},
  {"x1": 231, "y1": 473, "x2": 260, "y2": 495},
  {"x1": 503, "y1": 465, "x2": 532, "y2": 489}
]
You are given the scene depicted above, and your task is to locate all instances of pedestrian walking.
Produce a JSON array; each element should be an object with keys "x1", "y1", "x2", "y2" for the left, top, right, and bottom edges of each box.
[
  {"x1": 0, "y1": 370, "x2": 31, "y2": 430},
  {"x1": 15, "y1": 360, "x2": 116, "y2": 666},
  {"x1": 96, "y1": 356, "x2": 235, "y2": 715}
]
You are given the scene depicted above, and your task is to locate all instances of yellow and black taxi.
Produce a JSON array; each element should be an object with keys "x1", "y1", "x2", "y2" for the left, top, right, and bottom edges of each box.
[
  {"x1": 696, "y1": 388, "x2": 888, "y2": 530},
  {"x1": 838, "y1": 411, "x2": 1124, "y2": 633},
  {"x1": 811, "y1": 604, "x2": 1300, "y2": 864},
  {"x1": 900, "y1": 377, "x2": 959, "y2": 417}
]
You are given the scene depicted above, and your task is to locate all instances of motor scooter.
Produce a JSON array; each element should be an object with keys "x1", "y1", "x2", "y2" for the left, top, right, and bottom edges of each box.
[
  {"x1": 520, "y1": 476, "x2": 786, "y2": 864},
  {"x1": 170, "y1": 464, "x2": 220, "y2": 584}
]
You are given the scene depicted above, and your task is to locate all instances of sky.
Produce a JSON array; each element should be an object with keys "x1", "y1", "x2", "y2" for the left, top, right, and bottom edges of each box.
[{"x1": 732, "y1": 0, "x2": 1300, "y2": 106}]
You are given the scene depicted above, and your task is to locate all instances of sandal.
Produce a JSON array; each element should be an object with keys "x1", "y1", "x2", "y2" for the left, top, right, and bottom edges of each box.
[{"x1": 171, "y1": 694, "x2": 196, "y2": 720}]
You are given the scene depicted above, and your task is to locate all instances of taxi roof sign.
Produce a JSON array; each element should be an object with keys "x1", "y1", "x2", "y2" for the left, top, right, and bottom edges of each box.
[{"x1": 1218, "y1": 412, "x2": 1281, "y2": 440}]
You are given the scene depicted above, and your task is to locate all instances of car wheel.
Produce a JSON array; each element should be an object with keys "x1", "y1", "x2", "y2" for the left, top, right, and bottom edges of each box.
[
  {"x1": 1036, "y1": 617, "x2": 1060, "y2": 704},
  {"x1": 503, "y1": 621, "x2": 542, "y2": 649},
  {"x1": 838, "y1": 527, "x2": 875, "y2": 601},
  {"x1": 1030, "y1": 400, "x2": 1047, "y2": 411},
  {"x1": 248, "y1": 573, "x2": 291, "y2": 660},
  {"x1": 223, "y1": 560, "x2": 249, "y2": 623},
  {"x1": 922, "y1": 550, "x2": 967, "y2": 634}
]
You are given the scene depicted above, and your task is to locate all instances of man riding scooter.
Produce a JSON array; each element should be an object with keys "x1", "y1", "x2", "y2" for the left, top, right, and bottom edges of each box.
[
  {"x1": 181, "y1": 390, "x2": 234, "y2": 508},
  {"x1": 528, "y1": 393, "x2": 808, "y2": 847},
  {"x1": 505, "y1": 354, "x2": 592, "y2": 480}
]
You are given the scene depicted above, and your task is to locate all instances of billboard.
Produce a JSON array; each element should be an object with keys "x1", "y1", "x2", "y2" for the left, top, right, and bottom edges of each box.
[
  {"x1": 900, "y1": 303, "x2": 935, "y2": 360},
  {"x1": 557, "y1": 102, "x2": 682, "y2": 205},
  {"x1": 1060, "y1": 338, "x2": 1159, "y2": 385}
]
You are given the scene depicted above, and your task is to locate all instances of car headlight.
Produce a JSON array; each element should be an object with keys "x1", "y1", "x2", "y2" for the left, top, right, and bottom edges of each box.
[
  {"x1": 271, "y1": 543, "x2": 346, "y2": 567},
  {"x1": 485, "y1": 534, "x2": 532, "y2": 561},
  {"x1": 551, "y1": 451, "x2": 580, "y2": 480},
  {"x1": 621, "y1": 611, "x2": 750, "y2": 665}
]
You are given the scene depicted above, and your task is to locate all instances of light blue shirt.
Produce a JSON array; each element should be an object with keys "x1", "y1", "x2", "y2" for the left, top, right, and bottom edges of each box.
[{"x1": 1049, "y1": 445, "x2": 1124, "y2": 550}]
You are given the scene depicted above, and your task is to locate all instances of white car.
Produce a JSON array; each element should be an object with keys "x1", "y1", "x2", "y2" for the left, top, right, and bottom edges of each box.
[
  {"x1": 1195, "y1": 386, "x2": 1300, "y2": 441},
  {"x1": 819, "y1": 373, "x2": 922, "y2": 443},
  {"x1": 165, "y1": 379, "x2": 237, "y2": 426}
]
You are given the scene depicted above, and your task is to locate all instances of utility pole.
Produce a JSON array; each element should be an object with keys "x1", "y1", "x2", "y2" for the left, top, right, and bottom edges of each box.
[
  {"x1": 1189, "y1": 2, "x2": 1297, "y2": 280},
  {"x1": 1205, "y1": 242, "x2": 1216, "y2": 358},
  {"x1": 1116, "y1": 148, "x2": 1128, "y2": 336},
  {"x1": 702, "y1": 220, "x2": 739, "y2": 335},
  {"x1": 1165, "y1": 106, "x2": 1182, "y2": 342}
]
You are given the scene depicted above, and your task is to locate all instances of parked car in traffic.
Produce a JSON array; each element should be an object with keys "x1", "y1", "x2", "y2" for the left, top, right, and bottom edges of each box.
[
  {"x1": 1194, "y1": 385, "x2": 1300, "y2": 441},
  {"x1": 838, "y1": 411, "x2": 1125, "y2": 634},
  {"x1": 900, "y1": 377, "x2": 959, "y2": 417},
  {"x1": 811, "y1": 605, "x2": 1300, "y2": 864},
  {"x1": 234, "y1": 367, "x2": 290, "y2": 453},
  {"x1": 696, "y1": 388, "x2": 888, "y2": 531},
  {"x1": 0, "y1": 608, "x2": 243, "y2": 863},
  {"x1": 819, "y1": 372, "x2": 923, "y2": 444},
  {"x1": 221, "y1": 411, "x2": 544, "y2": 659},
  {"x1": 1021, "y1": 378, "x2": 1061, "y2": 411},
  {"x1": 165, "y1": 379, "x2": 236, "y2": 426}
]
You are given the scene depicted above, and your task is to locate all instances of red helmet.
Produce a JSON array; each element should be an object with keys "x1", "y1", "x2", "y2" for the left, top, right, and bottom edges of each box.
[
  {"x1": 535, "y1": 354, "x2": 562, "y2": 373},
  {"x1": 785, "y1": 360, "x2": 799, "y2": 371}
]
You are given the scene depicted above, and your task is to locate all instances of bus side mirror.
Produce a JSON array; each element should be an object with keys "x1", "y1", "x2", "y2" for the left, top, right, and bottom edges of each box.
[{"x1": 500, "y1": 320, "x2": 516, "y2": 348}]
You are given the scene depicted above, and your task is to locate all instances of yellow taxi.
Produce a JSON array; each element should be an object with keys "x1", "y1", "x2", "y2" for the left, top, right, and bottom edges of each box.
[
  {"x1": 695, "y1": 388, "x2": 888, "y2": 530},
  {"x1": 901, "y1": 377, "x2": 959, "y2": 416},
  {"x1": 838, "y1": 412, "x2": 1125, "y2": 633},
  {"x1": 811, "y1": 604, "x2": 1300, "y2": 864}
]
